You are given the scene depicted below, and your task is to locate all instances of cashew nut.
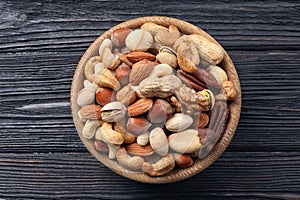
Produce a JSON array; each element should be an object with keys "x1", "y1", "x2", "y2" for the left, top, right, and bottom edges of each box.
[
  {"x1": 107, "y1": 143, "x2": 120, "y2": 159},
  {"x1": 82, "y1": 120, "x2": 103, "y2": 139},
  {"x1": 85, "y1": 56, "x2": 120, "y2": 90},
  {"x1": 95, "y1": 122, "x2": 124, "y2": 145},
  {"x1": 116, "y1": 148, "x2": 144, "y2": 170},
  {"x1": 141, "y1": 153, "x2": 175, "y2": 176}
]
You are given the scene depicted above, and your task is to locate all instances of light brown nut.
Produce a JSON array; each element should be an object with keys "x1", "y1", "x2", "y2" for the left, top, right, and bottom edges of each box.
[
  {"x1": 116, "y1": 84, "x2": 137, "y2": 106},
  {"x1": 94, "y1": 68, "x2": 121, "y2": 91},
  {"x1": 141, "y1": 22, "x2": 168, "y2": 35},
  {"x1": 125, "y1": 29, "x2": 153, "y2": 51},
  {"x1": 189, "y1": 34, "x2": 224, "y2": 65},
  {"x1": 198, "y1": 112, "x2": 210, "y2": 129},
  {"x1": 115, "y1": 63, "x2": 131, "y2": 86},
  {"x1": 222, "y1": 80, "x2": 237, "y2": 100},
  {"x1": 111, "y1": 28, "x2": 132, "y2": 47},
  {"x1": 165, "y1": 113, "x2": 193, "y2": 132},
  {"x1": 114, "y1": 123, "x2": 136, "y2": 144},
  {"x1": 126, "y1": 117, "x2": 152, "y2": 136},
  {"x1": 207, "y1": 65, "x2": 228, "y2": 87},
  {"x1": 155, "y1": 24, "x2": 180, "y2": 46},
  {"x1": 168, "y1": 129, "x2": 201, "y2": 154},
  {"x1": 125, "y1": 143, "x2": 154, "y2": 156},
  {"x1": 116, "y1": 148, "x2": 144, "y2": 170},
  {"x1": 77, "y1": 87, "x2": 96, "y2": 107},
  {"x1": 174, "y1": 35, "x2": 200, "y2": 73},
  {"x1": 107, "y1": 143, "x2": 120, "y2": 159},
  {"x1": 147, "y1": 99, "x2": 173, "y2": 123},
  {"x1": 94, "y1": 140, "x2": 109, "y2": 153},
  {"x1": 173, "y1": 153, "x2": 194, "y2": 168},
  {"x1": 102, "y1": 47, "x2": 121, "y2": 70},
  {"x1": 96, "y1": 122, "x2": 124, "y2": 145},
  {"x1": 129, "y1": 59, "x2": 156, "y2": 86},
  {"x1": 79, "y1": 105, "x2": 102, "y2": 120},
  {"x1": 82, "y1": 120, "x2": 103, "y2": 139},
  {"x1": 128, "y1": 98, "x2": 153, "y2": 117},
  {"x1": 84, "y1": 56, "x2": 102, "y2": 82},
  {"x1": 136, "y1": 132, "x2": 149, "y2": 146},
  {"x1": 196, "y1": 89, "x2": 215, "y2": 111},
  {"x1": 95, "y1": 87, "x2": 115, "y2": 106},
  {"x1": 126, "y1": 51, "x2": 156, "y2": 63},
  {"x1": 139, "y1": 75, "x2": 182, "y2": 98},
  {"x1": 156, "y1": 51, "x2": 177, "y2": 68},
  {"x1": 101, "y1": 101, "x2": 126, "y2": 122},
  {"x1": 99, "y1": 39, "x2": 113, "y2": 57},
  {"x1": 141, "y1": 153, "x2": 175, "y2": 177},
  {"x1": 149, "y1": 127, "x2": 169, "y2": 156}
]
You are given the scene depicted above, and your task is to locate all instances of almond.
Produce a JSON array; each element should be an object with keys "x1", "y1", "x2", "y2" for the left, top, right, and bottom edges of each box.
[
  {"x1": 79, "y1": 105, "x2": 102, "y2": 120},
  {"x1": 125, "y1": 143, "x2": 154, "y2": 156},
  {"x1": 128, "y1": 98, "x2": 153, "y2": 117},
  {"x1": 129, "y1": 59, "x2": 156, "y2": 86},
  {"x1": 126, "y1": 51, "x2": 156, "y2": 63}
]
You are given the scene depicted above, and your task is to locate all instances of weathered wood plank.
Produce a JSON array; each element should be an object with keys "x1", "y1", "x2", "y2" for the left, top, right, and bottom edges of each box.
[
  {"x1": 0, "y1": 152, "x2": 299, "y2": 199},
  {"x1": 0, "y1": 0, "x2": 299, "y2": 54}
]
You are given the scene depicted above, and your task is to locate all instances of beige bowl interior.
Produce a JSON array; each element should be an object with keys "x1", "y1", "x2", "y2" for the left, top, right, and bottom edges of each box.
[{"x1": 70, "y1": 16, "x2": 241, "y2": 183}]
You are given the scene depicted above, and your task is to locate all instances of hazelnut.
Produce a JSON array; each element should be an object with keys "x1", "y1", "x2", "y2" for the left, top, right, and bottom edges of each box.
[
  {"x1": 148, "y1": 99, "x2": 173, "y2": 123},
  {"x1": 126, "y1": 117, "x2": 152, "y2": 136},
  {"x1": 115, "y1": 63, "x2": 131, "y2": 85},
  {"x1": 111, "y1": 28, "x2": 132, "y2": 47},
  {"x1": 95, "y1": 87, "x2": 115, "y2": 106},
  {"x1": 173, "y1": 153, "x2": 194, "y2": 168}
]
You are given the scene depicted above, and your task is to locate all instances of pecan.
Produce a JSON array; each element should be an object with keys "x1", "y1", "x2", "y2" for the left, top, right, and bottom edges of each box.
[
  {"x1": 177, "y1": 69, "x2": 206, "y2": 91},
  {"x1": 193, "y1": 68, "x2": 220, "y2": 90},
  {"x1": 209, "y1": 100, "x2": 229, "y2": 139}
]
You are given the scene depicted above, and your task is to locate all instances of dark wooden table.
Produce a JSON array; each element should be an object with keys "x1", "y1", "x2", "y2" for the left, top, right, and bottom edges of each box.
[{"x1": 1, "y1": 0, "x2": 299, "y2": 199}]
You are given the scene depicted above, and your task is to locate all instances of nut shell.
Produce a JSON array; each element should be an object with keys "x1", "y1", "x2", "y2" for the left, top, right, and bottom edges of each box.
[{"x1": 95, "y1": 87, "x2": 115, "y2": 106}]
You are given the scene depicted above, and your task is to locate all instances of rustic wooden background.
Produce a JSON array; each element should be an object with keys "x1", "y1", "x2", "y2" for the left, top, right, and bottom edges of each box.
[{"x1": 0, "y1": 0, "x2": 299, "y2": 199}]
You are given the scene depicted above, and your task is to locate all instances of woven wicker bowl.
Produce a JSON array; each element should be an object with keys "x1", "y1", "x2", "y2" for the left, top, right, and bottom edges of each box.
[{"x1": 70, "y1": 16, "x2": 241, "y2": 183}]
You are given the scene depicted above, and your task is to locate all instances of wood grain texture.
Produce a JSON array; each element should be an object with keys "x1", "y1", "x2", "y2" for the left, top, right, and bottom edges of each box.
[{"x1": 0, "y1": 0, "x2": 300, "y2": 198}]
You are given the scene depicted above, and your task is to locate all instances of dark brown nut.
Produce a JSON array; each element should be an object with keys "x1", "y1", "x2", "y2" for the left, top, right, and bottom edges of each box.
[
  {"x1": 209, "y1": 100, "x2": 228, "y2": 136},
  {"x1": 128, "y1": 98, "x2": 153, "y2": 117},
  {"x1": 126, "y1": 117, "x2": 152, "y2": 136},
  {"x1": 173, "y1": 153, "x2": 194, "y2": 168},
  {"x1": 198, "y1": 128, "x2": 216, "y2": 145},
  {"x1": 94, "y1": 140, "x2": 109, "y2": 152},
  {"x1": 125, "y1": 143, "x2": 154, "y2": 156},
  {"x1": 177, "y1": 69, "x2": 207, "y2": 91},
  {"x1": 126, "y1": 51, "x2": 156, "y2": 63},
  {"x1": 120, "y1": 54, "x2": 133, "y2": 67},
  {"x1": 111, "y1": 28, "x2": 132, "y2": 47},
  {"x1": 198, "y1": 112, "x2": 210, "y2": 128},
  {"x1": 79, "y1": 105, "x2": 102, "y2": 120},
  {"x1": 148, "y1": 99, "x2": 173, "y2": 123},
  {"x1": 95, "y1": 87, "x2": 115, "y2": 106},
  {"x1": 115, "y1": 63, "x2": 131, "y2": 86},
  {"x1": 193, "y1": 68, "x2": 220, "y2": 90}
]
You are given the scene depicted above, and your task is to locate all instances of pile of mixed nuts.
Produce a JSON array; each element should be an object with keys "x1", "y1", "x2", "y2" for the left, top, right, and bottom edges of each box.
[{"x1": 76, "y1": 22, "x2": 237, "y2": 176}]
